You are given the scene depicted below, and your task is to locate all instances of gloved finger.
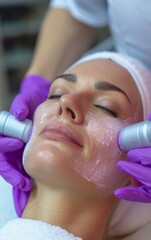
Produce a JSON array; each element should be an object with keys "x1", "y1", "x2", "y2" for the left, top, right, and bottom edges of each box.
[
  {"x1": 148, "y1": 112, "x2": 151, "y2": 121},
  {"x1": 114, "y1": 185, "x2": 151, "y2": 203},
  {"x1": 128, "y1": 148, "x2": 151, "y2": 166},
  {"x1": 117, "y1": 161, "x2": 151, "y2": 187},
  {"x1": 10, "y1": 94, "x2": 29, "y2": 120},
  {"x1": 19, "y1": 176, "x2": 32, "y2": 191},
  {"x1": 13, "y1": 188, "x2": 30, "y2": 217},
  {"x1": 0, "y1": 137, "x2": 24, "y2": 152},
  {"x1": 0, "y1": 166, "x2": 31, "y2": 191},
  {"x1": 0, "y1": 153, "x2": 31, "y2": 190},
  {"x1": 0, "y1": 166, "x2": 26, "y2": 189}
]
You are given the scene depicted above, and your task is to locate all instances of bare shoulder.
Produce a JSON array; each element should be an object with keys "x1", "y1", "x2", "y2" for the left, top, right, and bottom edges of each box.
[
  {"x1": 107, "y1": 200, "x2": 151, "y2": 240},
  {"x1": 107, "y1": 222, "x2": 151, "y2": 240},
  {"x1": 121, "y1": 221, "x2": 151, "y2": 240}
]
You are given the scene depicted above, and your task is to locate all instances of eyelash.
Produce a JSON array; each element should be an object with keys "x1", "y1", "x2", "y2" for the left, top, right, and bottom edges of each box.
[
  {"x1": 48, "y1": 95, "x2": 117, "y2": 118},
  {"x1": 48, "y1": 95, "x2": 62, "y2": 99},
  {"x1": 94, "y1": 105, "x2": 117, "y2": 118}
]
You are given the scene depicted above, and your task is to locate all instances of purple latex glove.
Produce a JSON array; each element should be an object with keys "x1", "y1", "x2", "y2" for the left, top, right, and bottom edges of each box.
[
  {"x1": 115, "y1": 114, "x2": 151, "y2": 203},
  {"x1": 115, "y1": 149, "x2": 151, "y2": 202},
  {"x1": 10, "y1": 74, "x2": 51, "y2": 120},
  {"x1": 0, "y1": 141, "x2": 31, "y2": 216},
  {"x1": 0, "y1": 74, "x2": 51, "y2": 216}
]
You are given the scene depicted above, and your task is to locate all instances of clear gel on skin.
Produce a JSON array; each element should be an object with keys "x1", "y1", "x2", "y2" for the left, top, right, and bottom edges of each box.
[
  {"x1": 23, "y1": 101, "x2": 137, "y2": 192},
  {"x1": 73, "y1": 113, "x2": 132, "y2": 190}
]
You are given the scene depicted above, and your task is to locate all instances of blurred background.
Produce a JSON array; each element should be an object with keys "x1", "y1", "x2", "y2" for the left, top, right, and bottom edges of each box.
[
  {"x1": 0, "y1": 0, "x2": 111, "y2": 110},
  {"x1": 0, "y1": 0, "x2": 50, "y2": 109}
]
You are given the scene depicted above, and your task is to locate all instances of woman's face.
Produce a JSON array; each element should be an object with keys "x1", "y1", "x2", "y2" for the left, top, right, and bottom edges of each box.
[{"x1": 24, "y1": 59, "x2": 143, "y2": 197}]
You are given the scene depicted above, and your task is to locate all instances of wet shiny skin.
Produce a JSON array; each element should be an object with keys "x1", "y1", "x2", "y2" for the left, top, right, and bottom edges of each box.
[{"x1": 23, "y1": 59, "x2": 143, "y2": 195}]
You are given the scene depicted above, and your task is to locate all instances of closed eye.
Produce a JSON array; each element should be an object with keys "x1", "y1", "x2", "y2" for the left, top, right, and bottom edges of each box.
[
  {"x1": 48, "y1": 95, "x2": 62, "y2": 99},
  {"x1": 48, "y1": 96, "x2": 117, "y2": 117},
  {"x1": 94, "y1": 105, "x2": 117, "y2": 118}
]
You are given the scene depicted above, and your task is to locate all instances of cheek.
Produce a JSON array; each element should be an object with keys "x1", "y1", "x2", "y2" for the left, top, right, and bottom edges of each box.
[
  {"x1": 25, "y1": 100, "x2": 59, "y2": 148},
  {"x1": 23, "y1": 124, "x2": 40, "y2": 176},
  {"x1": 23, "y1": 101, "x2": 59, "y2": 172},
  {"x1": 23, "y1": 101, "x2": 83, "y2": 179},
  {"x1": 34, "y1": 101, "x2": 58, "y2": 127},
  {"x1": 74, "y1": 115, "x2": 132, "y2": 191}
]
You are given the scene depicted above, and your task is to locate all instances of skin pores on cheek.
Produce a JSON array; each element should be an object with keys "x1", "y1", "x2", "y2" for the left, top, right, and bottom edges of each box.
[{"x1": 74, "y1": 113, "x2": 133, "y2": 191}]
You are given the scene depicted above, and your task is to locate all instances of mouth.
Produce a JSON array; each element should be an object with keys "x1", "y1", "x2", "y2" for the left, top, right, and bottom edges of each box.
[{"x1": 41, "y1": 123, "x2": 83, "y2": 148}]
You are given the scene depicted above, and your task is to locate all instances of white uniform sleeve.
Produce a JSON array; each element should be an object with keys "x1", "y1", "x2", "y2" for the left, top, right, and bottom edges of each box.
[{"x1": 49, "y1": 0, "x2": 108, "y2": 27}]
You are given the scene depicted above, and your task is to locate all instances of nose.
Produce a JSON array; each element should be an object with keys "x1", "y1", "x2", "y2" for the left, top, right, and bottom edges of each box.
[{"x1": 58, "y1": 93, "x2": 85, "y2": 124}]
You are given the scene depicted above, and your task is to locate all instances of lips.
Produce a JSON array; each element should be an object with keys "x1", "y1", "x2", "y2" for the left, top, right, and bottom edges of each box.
[{"x1": 41, "y1": 123, "x2": 83, "y2": 148}]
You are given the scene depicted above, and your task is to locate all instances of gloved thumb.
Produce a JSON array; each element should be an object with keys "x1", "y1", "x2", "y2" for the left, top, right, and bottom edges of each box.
[
  {"x1": 0, "y1": 137, "x2": 23, "y2": 152},
  {"x1": 114, "y1": 185, "x2": 151, "y2": 203},
  {"x1": 117, "y1": 161, "x2": 151, "y2": 187},
  {"x1": 10, "y1": 94, "x2": 29, "y2": 120}
]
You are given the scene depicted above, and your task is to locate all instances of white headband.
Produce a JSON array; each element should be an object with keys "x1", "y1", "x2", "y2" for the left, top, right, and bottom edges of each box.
[{"x1": 69, "y1": 51, "x2": 151, "y2": 120}]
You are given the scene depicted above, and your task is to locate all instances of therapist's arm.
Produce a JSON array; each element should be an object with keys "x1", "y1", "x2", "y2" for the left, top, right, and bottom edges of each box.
[{"x1": 27, "y1": 8, "x2": 97, "y2": 80}]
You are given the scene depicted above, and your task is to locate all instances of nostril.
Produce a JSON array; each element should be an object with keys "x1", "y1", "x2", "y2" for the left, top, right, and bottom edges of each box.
[{"x1": 67, "y1": 108, "x2": 76, "y2": 119}]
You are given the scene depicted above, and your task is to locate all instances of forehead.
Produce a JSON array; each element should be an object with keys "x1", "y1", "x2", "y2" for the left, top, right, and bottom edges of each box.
[
  {"x1": 64, "y1": 59, "x2": 142, "y2": 111},
  {"x1": 67, "y1": 59, "x2": 134, "y2": 89}
]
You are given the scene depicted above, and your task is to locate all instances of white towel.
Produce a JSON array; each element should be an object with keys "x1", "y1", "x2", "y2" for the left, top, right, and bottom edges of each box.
[{"x1": 0, "y1": 218, "x2": 82, "y2": 240}]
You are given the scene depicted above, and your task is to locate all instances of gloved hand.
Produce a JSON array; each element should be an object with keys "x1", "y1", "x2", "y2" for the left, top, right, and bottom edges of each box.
[
  {"x1": 0, "y1": 141, "x2": 31, "y2": 216},
  {"x1": 115, "y1": 148, "x2": 151, "y2": 202},
  {"x1": 10, "y1": 74, "x2": 51, "y2": 120},
  {"x1": 0, "y1": 74, "x2": 51, "y2": 216},
  {"x1": 115, "y1": 113, "x2": 151, "y2": 203}
]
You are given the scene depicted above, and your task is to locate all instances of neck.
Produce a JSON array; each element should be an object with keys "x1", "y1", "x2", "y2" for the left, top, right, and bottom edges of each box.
[{"x1": 22, "y1": 183, "x2": 117, "y2": 240}]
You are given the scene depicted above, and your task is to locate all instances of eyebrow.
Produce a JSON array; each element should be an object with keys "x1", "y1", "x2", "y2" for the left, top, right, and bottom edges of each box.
[
  {"x1": 53, "y1": 73, "x2": 77, "y2": 83},
  {"x1": 53, "y1": 73, "x2": 131, "y2": 104},
  {"x1": 94, "y1": 81, "x2": 131, "y2": 104}
]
